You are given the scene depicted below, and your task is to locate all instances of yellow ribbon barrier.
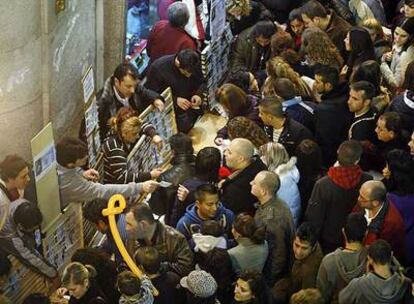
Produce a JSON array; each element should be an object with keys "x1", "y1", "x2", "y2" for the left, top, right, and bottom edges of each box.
[{"x1": 102, "y1": 194, "x2": 159, "y2": 296}]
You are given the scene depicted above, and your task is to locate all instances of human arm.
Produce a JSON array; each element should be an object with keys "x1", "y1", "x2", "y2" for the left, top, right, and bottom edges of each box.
[
  {"x1": 167, "y1": 229, "x2": 194, "y2": 276},
  {"x1": 316, "y1": 259, "x2": 334, "y2": 303},
  {"x1": 0, "y1": 236, "x2": 57, "y2": 279},
  {"x1": 304, "y1": 180, "x2": 326, "y2": 239},
  {"x1": 230, "y1": 36, "x2": 249, "y2": 70},
  {"x1": 103, "y1": 139, "x2": 152, "y2": 183},
  {"x1": 135, "y1": 83, "x2": 164, "y2": 110},
  {"x1": 338, "y1": 278, "x2": 360, "y2": 304}
]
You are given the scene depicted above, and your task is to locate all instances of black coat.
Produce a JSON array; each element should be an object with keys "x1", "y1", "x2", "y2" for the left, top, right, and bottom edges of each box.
[
  {"x1": 264, "y1": 117, "x2": 314, "y2": 157},
  {"x1": 387, "y1": 91, "x2": 414, "y2": 133},
  {"x1": 230, "y1": 1, "x2": 272, "y2": 36},
  {"x1": 305, "y1": 172, "x2": 372, "y2": 254},
  {"x1": 220, "y1": 156, "x2": 267, "y2": 215},
  {"x1": 96, "y1": 77, "x2": 161, "y2": 141},
  {"x1": 149, "y1": 154, "x2": 196, "y2": 216},
  {"x1": 152, "y1": 271, "x2": 185, "y2": 304},
  {"x1": 145, "y1": 54, "x2": 204, "y2": 132},
  {"x1": 314, "y1": 83, "x2": 353, "y2": 167},
  {"x1": 257, "y1": 0, "x2": 302, "y2": 23}
]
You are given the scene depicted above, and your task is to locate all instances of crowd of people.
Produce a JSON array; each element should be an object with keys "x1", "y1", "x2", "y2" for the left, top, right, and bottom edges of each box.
[{"x1": 1, "y1": 0, "x2": 414, "y2": 303}]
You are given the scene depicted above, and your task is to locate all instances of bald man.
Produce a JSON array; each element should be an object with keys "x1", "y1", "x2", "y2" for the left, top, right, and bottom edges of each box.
[
  {"x1": 353, "y1": 180, "x2": 406, "y2": 262},
  {"x1": 220, "y1": 138, "x2": 267, "y2": 215},
  {"x1": 252, "y1": 171, "x2": 295, "y2": 285}
]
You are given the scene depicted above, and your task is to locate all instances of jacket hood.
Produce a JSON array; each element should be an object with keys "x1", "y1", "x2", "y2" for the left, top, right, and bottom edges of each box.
[
  {"x1": 327, "y1": 165, "x2": 362, "y2": 190},
  {"x1": 274, "y1": 157, "x2": 300, "y2": 183},
  {"x1": 334, "y1": 248, "x2": 367, "y2": 283},
  {"x1": 358, "y1": 272, "x2": 410, "y2": 303},
  {"x1": 192, "y1": 233, "x2": 227, "y2": 253},
  {"x1": 184, "y1": 203, "x2": 229, "y2": 224}
]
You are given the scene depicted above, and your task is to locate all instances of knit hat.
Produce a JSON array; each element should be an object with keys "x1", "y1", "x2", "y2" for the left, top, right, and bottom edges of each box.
[
  {"x1": 400, "y1": 18, "x2": 414, "y2": 36},
  {"x1": 180, "y1": 270, "x2": 218, "y2": 298}
]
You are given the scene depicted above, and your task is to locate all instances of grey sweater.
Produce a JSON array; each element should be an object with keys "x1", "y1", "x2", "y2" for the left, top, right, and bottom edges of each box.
[
  {"x1": 338, "y1": 271, "x2": 412, "y2": 304},
  {"x1": 57, "y1": 164, "x2": 142, "y2": 206},
  {"x1": 317, "y1": 248, "x2": 367, "y2": 304}
]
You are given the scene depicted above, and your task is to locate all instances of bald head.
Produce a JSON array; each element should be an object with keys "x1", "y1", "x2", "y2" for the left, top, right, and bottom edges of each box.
[
  {"x1": 361, "y1": 180, "x2": 386, "y2": 202},
  {"x1": 225, "y1": 138, "x2": 255, "y2": 170},
  {"x1": 257, "y1": 171, "x2": 280, "y2": 194},
  {"x1": 231, "y1": 138, "x2": 255, "y2": 158}
]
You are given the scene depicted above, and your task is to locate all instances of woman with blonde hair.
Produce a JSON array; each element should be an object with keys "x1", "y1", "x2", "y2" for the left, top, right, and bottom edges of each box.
[
  {"x1": 259, "y1": 142, "x2": 301, "y2": 226},
  {"x1": 362, "y1": 18, "x2": 391, "y2": 62},
  {"x1": 102, "y1": 107, "x2": 163, "y2": 184},
  {"x1": 227, "y1": 116, "x2": 269, "y2": 149},
  {"x1": 301, "y1": 27, "x2": 344, "y2": 71},
  {"x1": 215, "y1": 83, "x2": 263, "y2": 145},
  {"x1": 56, "y1": 262, "x2": 108, "y2": 303},
  {"x1": 263, "y1": 56, "x2": 314, "y2": 100}
]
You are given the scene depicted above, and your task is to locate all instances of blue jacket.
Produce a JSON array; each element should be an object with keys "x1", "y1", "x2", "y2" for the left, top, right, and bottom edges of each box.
[{"x1": 176, "y1": 203, "x2": 235, "y2": 240}]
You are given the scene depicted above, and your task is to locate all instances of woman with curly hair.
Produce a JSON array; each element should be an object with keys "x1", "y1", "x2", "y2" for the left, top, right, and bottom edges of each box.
[
  {"x1": 270, "y1": 30, "x2": 311, "y2": 76},
  {"x1": 227, "y1": 116, "x2": 270, "y2": 149},
  {"x1": 301, "y1": 27, "x2": 344, "y2": 71},
  {"x1": 263, "y1": 56, "x2": 314, "y2": 100}
]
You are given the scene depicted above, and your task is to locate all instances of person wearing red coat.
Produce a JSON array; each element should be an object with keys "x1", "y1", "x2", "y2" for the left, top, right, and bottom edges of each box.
[
  {"x1": 148, "y1": 2, "x2": 197, "y2": 62},
  {"x1": 353, "y1": 180, "x2": 406, "y2": 263}
]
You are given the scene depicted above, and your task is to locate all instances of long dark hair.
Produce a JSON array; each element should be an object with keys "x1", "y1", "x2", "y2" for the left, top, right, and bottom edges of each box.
[
  {"x1": 195, "y1": 147, "x2": 221, "y2": 183},
  {"x1": 347, "y1": 27, "x2": 376, "y2": 71},
  {"x1": 237, "y1": 271, "x2": 272, "y2": 304},
  {"x1": 385, "y1": 149, "x2": 414, "y2": 196}
]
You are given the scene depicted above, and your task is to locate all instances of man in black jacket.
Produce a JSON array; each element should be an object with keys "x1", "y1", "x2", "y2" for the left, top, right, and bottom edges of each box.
[
  {"x1": 126, "y1": 203, "x2": 194, "y2": 277},
  {"x1": 305, "y1": 140, "x2": 372, "y2": 254},
  {"x1": 145, "y1": 49, "x2": 204, "y2": 133},
  {"x1": 149, "y1": 133, "x2": 195, "y2": 216},
  {"x1": 347, "y1": 81, "x2": 378, "y2": 170},
  {"x1": 259, "y1": 96, "x2": 313, "y2": 156},
  {"x1": 313, "y1": 64, "x2": 352, "y2": 167},
  {"x1": 220, "y1": 138, "x2": 267, "y2": 215},
  {"x1": 97, "y1": 63, "x2": 164, "y2": 141}
]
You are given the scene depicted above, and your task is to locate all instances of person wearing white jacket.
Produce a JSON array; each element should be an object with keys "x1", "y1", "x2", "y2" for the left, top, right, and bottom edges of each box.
[{"x1": 259, "y1": 142, "x2": 301, "y2": 226}]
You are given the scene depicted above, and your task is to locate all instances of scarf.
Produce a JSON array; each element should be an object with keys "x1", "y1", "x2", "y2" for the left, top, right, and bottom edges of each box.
[{"x1": 328, "y1": 165, "x2": 362, "y2": 190}]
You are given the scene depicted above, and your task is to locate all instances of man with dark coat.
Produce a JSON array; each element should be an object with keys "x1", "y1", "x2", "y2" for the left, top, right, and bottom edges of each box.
[
  {"x1": 347, "y1": 81, "x2": 378, "y2": 170},
  {"x1": 145, "y1": 49, "x2": 204, "y2": 133},
  {"x1": 259, "y1": 96, "x2": 313, "y2": 156},
  {"x1": 313, "y1": 64, "x2": 353, "y2": 167},
  {"x1": 230, "y1": 21, "x2": 277, "y2": 75},
  {"x1": 272, "y1": 223, "x2": 324, "y2": 303},
  {"x1": 305, "y1": 140, "x2": 372, "y2": 254},
  {"x1": 220, "y1": 138, "x2": 267, "y2": 215},
  {"x1": 147, "y1": 2, "x2": 197, "y2": 63},
  {"x1": 149, "y1": 133, "x2": 195, "y2": 216},
  {"x1": 96, "y1": 63, "x2": 164, "y2": 141},
  {"x1": 300, "y1": 0, "x2": 352, "y2": 58},
  {"x1": 370, "y1": 111, "x2": 410, "y2": 171},
  {"x1": 252, "y1": 171, "x2": 295, "y2": 286},
  {"x1": 126, "y1": 203, "x2": 194, "y2": 277}
]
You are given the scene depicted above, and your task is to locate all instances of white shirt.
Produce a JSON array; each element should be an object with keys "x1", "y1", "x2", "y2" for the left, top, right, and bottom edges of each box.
[
  {"x1": 113, "y1": 86, "x2": 129, "y2": 108},
  {"x1": 273, "y1": 127, "x2": 283, "y2": 143},
  {"x1": 364, "y1": 204, "x2": 384, "y2": 226}
]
